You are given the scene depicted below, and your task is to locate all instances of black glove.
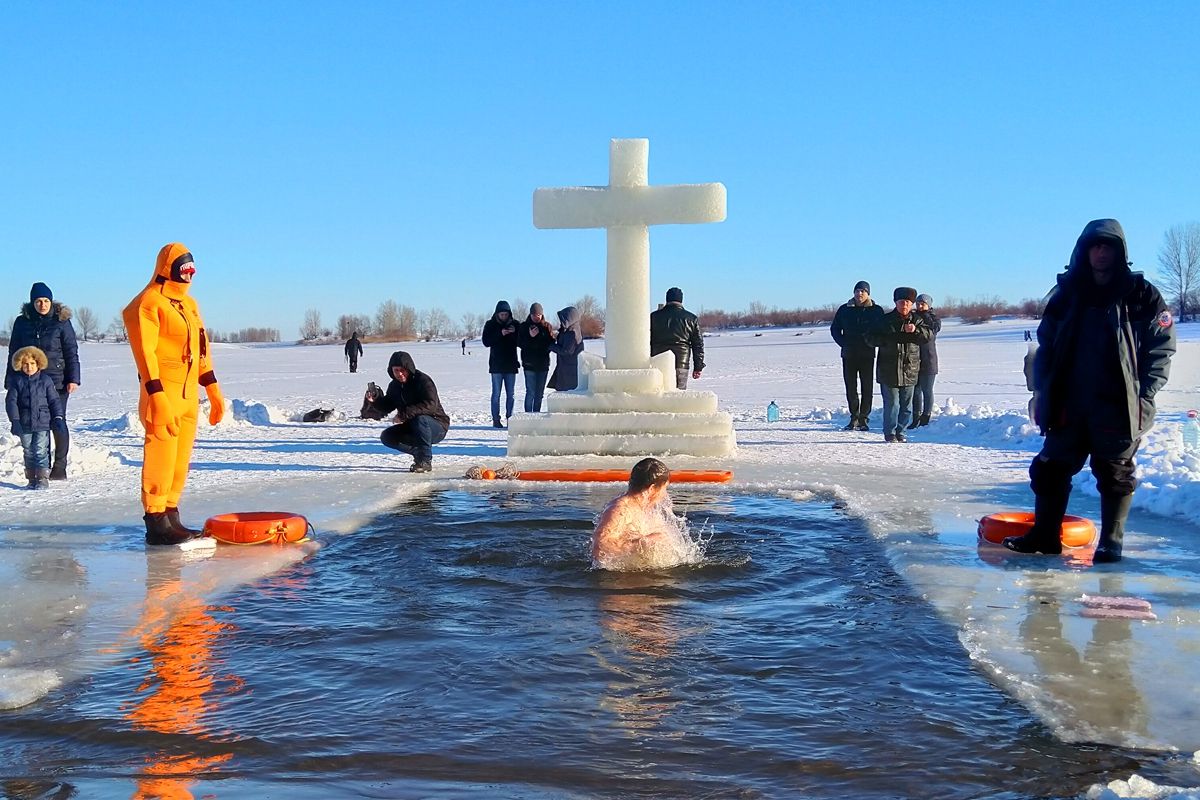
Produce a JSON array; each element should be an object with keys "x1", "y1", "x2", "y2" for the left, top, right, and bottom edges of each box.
[
  {"x1": 9, "y1": 422, "x2": 22, "y2": 436},
  {"x1": 51, "y1": 417, "x2": 67, "y2": 435}
]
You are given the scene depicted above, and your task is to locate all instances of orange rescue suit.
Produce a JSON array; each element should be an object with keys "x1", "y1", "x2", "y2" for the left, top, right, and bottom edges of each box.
[{"x1": 122, "y1": 243, "x2": 225, "y2": 514}]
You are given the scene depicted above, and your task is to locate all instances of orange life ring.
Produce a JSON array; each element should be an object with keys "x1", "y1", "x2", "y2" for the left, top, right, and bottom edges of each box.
[
  {"x1": 203, "y1": 512, "x2": 312, "y2": 546},
  {"x1": 977, "y1": 512, "x2": 1096, "y2": 548},
  {"x1": 512, "y1": 469, "x2": 733, "y2": 483}
]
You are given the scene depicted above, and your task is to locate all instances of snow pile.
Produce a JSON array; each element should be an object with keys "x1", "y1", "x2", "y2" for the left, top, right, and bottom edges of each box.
[{"x1": 227, "y1": 398, "x2": 291, "y2": 426}]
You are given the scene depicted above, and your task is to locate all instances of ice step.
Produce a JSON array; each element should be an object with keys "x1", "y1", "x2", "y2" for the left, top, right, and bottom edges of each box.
[
  {"x1": 508, "y1": 411, "x2": 732, "y2": 436},
  {"x1": 545, "y1": 391, "x2": 718, "y2": 414},
  {"x1": 507, "y1": 431, "x2": 736, "y2": 457}
]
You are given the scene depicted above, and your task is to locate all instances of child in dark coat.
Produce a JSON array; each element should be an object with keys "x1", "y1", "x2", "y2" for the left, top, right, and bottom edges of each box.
[{"x1": 5, "y1": 346, "x2": 65, "y2": 489}]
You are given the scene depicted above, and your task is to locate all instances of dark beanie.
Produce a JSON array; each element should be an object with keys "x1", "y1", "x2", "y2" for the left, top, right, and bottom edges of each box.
[
  {"x1": 530, "y1": 302, "x2": 544, "y2": 316},
  {"x1": 853, "y1": 280, "x2": 870, "y2": 294},
  {"x1": 30, "y1": 282, "x2": 53, "y2": 303},
  {"x1": 666, "y1": 287, "x2": 684, "y2": 303},
  {"x1": 893, "y1": 286, "x2": 917, "y2": 302}
]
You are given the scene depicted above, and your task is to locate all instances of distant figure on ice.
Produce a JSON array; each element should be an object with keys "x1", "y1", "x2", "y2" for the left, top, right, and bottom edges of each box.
[
  {"x1": 1024, "y1": 329, "x2": 1033, "y2": 342},
  {"x1": 1004, "y1": 219, "x2": 1175, "y2": 563},
  {"x1": 592, "y1": 457, "x2": 695, "y2": 571},
  {"x1": 518, "y1": 302, "x2": 554, "y2": 412},
  {"x1": 344, "y1": 331, "x2": 363, "y2": 373},
  {"x1": 482, "y1": 300, "x2": 518, "y2": 428},
  {"x1": 830, "y1": 280, "x2": 883, "y2": 431},
  {"x1": 123, "y1": 243, "x2": 226, "y2": 545},
  {"x1": 909, "y1": 293, "x2": 941, "y2": 428},
  {"x1": 650, "y1": 287, "x2": 705, "y2": 389},
  {"x1": 368, "y1": 351, "x2": 450, "y2": 473},
  {"x1": 461, "y1": 338, "x2": 467, "y2": 355},
  {"x1": 870, "y1": 287, "x2": 930, "y2": 443},
  {"x1": 6, "y1": 346, "x2": 65, "y2": 489},
  {"x1": 6, "y1": 281, "x2": 80, "y2": 480},
  {"x1": 549, "y1": 305, "x2": 584, "y2": 392}
]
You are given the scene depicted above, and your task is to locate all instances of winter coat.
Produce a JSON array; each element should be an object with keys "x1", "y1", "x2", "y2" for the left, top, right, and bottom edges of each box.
[
  {"x1": 870, "y1": 310, "x2": 931, "y2": 387},
  {"x1": 549, "y1": 307, "x2": 585, "y2": 391},
  {"x1": 344, "y1": 335, "x2": 363, "y2": 358},
  {"x1": 917, "y1": 310, "x2": 941, "y2": 376},
  {"x1": 481, "y1": 301, "x2": 520, "y2": 374},
  {"x1": 6, "y1": 302, "x2": 80, "y2": 392},
  {"x1": 649, "y1": 302, "x2": 705, "y2": 372},
  {"x1": 6, "y1": 370, "x2": 64, "y2": 435},
  {"x1": 517, "y1": 313, "x2": 554, "y2": 372},
  {"x1": 830, "y1": 299, "x2": 884, "y2": 358},
  {"x1": 1033, "y1": 218, "x2": 1176, "y2": 439},
  {"x1": 371, "y1": 351, "x2": 450, "y2": 430}
]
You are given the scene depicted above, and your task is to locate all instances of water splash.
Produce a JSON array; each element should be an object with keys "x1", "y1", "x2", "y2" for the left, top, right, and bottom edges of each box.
[{"x1": 592, "y1": 495, "x2": 711, "y2": 572}]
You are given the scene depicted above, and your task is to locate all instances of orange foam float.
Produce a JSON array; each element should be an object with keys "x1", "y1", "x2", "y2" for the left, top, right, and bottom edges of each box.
[
  {"x1": 510, "y1": 469, "x2": 733, "y2": 484},
  {"x1": 977, "y1": 511, "x2": 1096, "y2": 548},
  {"x1": 203, "y1": 512, "x2": 312, "y2": 546}
]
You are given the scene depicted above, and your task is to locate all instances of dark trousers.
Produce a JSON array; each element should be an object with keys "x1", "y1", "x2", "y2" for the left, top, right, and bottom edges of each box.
[
  {"x1": 53, "y1": 389, "x2": 70, "y2": 466},
  {"x1": 349, "y1": 357, "x2": 358, "y2": 373},
  {"x1": 912, "y1": 372, "x2": 936, "y2": 419},
  {"x1": 381, "y1": 416, "x2": 447, "y2": 461},
  {"x1": 1031, "y1": 407, "x2": 1138, "y2": 500},
  {"x1": 841, "y1": 351, "x2": 874, "y2": 422}
]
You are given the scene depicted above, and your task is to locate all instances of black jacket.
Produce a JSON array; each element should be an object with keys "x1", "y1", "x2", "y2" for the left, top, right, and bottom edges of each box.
[
  {"x1": 1033, "y1": 218, "x2": 1175, "y2": 438},
  {"x1": 517, "y1": 314, "x2": 554, "y2": 372},
  {"x1": 6, "y1": 303, "x2": 80, "y2": 392},
  {"x1": 870, "y1": 310, "x2": 931, "y2": 387},
  {"x1": 371, "y1": 351, "x2": 450, "y2": 430},
  {"x1": 830, "y1": 299, "x2": 884, "y2": 357},
  {"x1": 649, "y1": 302, "x2": 704, "y2": 372},
  {"x1": 481, "y1": 301, "x2": 519, "y2": 374},
  {"x1": 344, "y1": 335, "x2": 363, "y2": 358},
  {"x1": 917, "y1": 310, "x2": 941, "y2": 376}
]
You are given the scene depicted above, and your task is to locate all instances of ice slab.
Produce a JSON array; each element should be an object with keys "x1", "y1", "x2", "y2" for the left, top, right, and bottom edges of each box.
[
  {"x1": 507, "y1": 431, "x2": 735, "y2": 457},
  {"x1": 508, "y1": 411, "x2": 732, "y2": 436},
  {"x1": 589, "y1": 368, "x2": 668, "y2": 394},
  {"x1": 545, "y1": 391, "x2": 718, "y2": 414}
]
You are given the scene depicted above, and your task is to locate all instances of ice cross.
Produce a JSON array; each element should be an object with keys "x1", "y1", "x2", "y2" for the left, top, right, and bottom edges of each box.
[{"x1": 533, "y1": 139, "x2": 726, "y2": 370}]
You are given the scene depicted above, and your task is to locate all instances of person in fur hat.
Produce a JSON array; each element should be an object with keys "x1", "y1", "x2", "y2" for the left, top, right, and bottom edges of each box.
[
  {"x1": 6, "y1": 346, "x2": 65, "y2": 489},
  {"x1": 869, "y1": 287, "x2": 930, "y2": 442},
  {"x1": 6, "y1": 282, "x2": 80, "y2": 480}
]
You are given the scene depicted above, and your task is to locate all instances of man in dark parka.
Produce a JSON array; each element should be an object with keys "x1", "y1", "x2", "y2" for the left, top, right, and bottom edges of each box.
[
  {"x1": 1004, "y1": 219, "x2": 1175, "y2": 562},
  {"x1": 870, "y1": 287, "x2": 930, "y2": 442},
  {"x1": 650, "y1": 287, "x2": 705, "y2": 390},
  {"x1": 369, "y1": 351, "x2": 450, "y2": 473},
  {"x1": 345, "y1": 331, "x2": 364, "y2": 373},
  {"x1": 830, "y1": 280, "x2": 884, "y2": 431}
]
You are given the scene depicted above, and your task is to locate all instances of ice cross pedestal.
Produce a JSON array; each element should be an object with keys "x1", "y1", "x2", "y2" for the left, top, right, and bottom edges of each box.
[{"x1": 508, "y1": 138, "x2": 736, "y2": 458}]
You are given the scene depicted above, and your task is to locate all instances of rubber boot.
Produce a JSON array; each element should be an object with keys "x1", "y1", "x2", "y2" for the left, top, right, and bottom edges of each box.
[
  {"x1": 1093, "y1": 494, "x2": 1132, "y2": 564},
  {"x1": 1003, "y1": 490, "x2": 1068, "y2": 555},
  {"x1": 164, "y1": 507, "x2": 203, "y2": 539},
  {"x1": 145, "y1": 512, "x2": 193, "y2": 546}
]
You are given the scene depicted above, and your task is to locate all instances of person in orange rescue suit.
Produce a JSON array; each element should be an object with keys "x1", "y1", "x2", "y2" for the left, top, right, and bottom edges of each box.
[{"x1": 123, "y1": 243, "x2": 225, "y2": 546}]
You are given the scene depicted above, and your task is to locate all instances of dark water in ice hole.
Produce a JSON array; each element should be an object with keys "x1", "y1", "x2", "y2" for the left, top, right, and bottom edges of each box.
[{"x1": 0, "y1": 488, "x2": 1183, "y2": 799}]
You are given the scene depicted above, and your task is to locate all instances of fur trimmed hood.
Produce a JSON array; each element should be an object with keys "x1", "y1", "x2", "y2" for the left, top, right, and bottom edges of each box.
[{"x1": 19, "y1": 302, "x2": 72, "y2": 323}]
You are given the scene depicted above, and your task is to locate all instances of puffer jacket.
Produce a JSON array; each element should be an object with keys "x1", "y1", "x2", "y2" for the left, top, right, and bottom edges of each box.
[
  {"x1": 6, "y1": 370, "x2": 64, "y2": 434},
  {"x1": 6, "y1": 303, "x2": 80, "y2": 392},
  {"x1": 870, "y1": 310, "x2": 931, "y2": 387},
  {"x1": 371, "y1": 351, "x2": 450, "y2": 430},
  {"x1": 1034, "y1": 218, "x2": 1176, "y2": 438},
  {"x1": 481, "y1": 301, "x2": 519, "y2": 374},
  {"x1": 649, "y1": 302, "x2": 705, "y2": 372}
]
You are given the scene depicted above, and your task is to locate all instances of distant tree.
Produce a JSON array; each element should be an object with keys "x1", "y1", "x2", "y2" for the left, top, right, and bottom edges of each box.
[
  {"x1": 106, "y1": 314, "x2": 128, "y2": 342},
  {"x1": 573, "y1": 294, "x2": 606, "y2": 338},
  {"x1": 509, "y1": 297, "x2": 529, "y2": 322},
  {"x1": 397, "y1": 305, "x2": 418, "y2": 339},
  {"x1": 459, "y1": 311, "x2": 485, "y2": 339},
  {"x1": 376, "y1": 300, "x2": 401, "y2": 337},
  {"x1": 1157, "y1": 222, "x2": 1200, "y2": 321},
  {"x1": 300, "y1": 308, "x2": 323, "y2": 340},
  {"x1": 419, "y1": 307, "x2": 452, "y2": 341},
  {"x1": 337, "y1": 314, "x2": 372, "y2": 340},
  {"x1": 74, "y1": 306, "x2": 99, "y2": 341}
]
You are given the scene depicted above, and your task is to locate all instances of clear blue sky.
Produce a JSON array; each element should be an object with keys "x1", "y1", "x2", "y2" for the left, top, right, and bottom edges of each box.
[{"x1": 3, "y1": 1, "x2": 1198, "y2": 337}]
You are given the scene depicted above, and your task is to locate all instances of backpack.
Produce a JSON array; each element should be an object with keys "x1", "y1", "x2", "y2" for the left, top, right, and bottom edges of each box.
[{"x1": 359, "y1": 382, "x2": 385, "y2": 420}]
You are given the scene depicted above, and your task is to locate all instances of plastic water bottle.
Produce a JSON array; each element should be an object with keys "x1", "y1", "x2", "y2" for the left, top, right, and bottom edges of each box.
[
  {"x1": 766, "y1": 400, "x2": 779, "y2": 423},
  {"x1": 1184, "y1": 410, "x2": 1200, "y2": 453}
]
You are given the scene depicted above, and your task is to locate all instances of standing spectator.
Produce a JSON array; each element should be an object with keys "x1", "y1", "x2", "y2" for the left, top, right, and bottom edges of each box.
[
  {"x1": 344, "y1": 331, "x2": 364, "y2": 373},
  {"x1": 461, "y1": 338, "x2": 467, "y2": 355},
  {"x1": 549, "y1": 306, "x2": 585, "y2": 391},
  {"x1": 482, "y1": 300, "x2": 519, "y2": 428},
  {"x1": 1003, "y1": 219, "x2": 1175, "y2": 563},
  {"x1": 368, "y1": 350, "x2": 450, "y2": 473},
  {"x1": 518, "y1": 302, "x2": 554, "y2": 412},
  {"x1": 830, "y1": 280, "x2": 884, "y2": 431},
  {"x1": 870, "y1": 287, "x2": 930, "y2": 443},
  {"x1": 6, "y1": 346, "x2": 65, "y2": 489},
  {"x1": 649, "y1": 287, "x2": 704, "y2": 389},
  {"x1": 909, "y1": 293, "x2": 941, "y2": 428},
  {"x1": 6, "y1": 282, "x2": 80, "y2": 480}
]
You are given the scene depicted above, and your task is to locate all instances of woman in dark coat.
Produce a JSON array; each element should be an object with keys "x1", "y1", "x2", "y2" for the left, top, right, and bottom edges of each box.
[
  {"x1": 518, "y1": 302, "x2": 555, "y2": 412},
  {"x1": 6, "y1": 282, "x2": 80, "y2": 479},
  {"x1": 549, "y1": 306, "x2": 585, "y2": 391},
  {"x1": 909, "y1": 293, "x2": 941, "y2": 428}
]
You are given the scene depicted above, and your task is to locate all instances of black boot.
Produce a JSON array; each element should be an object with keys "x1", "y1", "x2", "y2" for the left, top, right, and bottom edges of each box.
[
  {"x1": 164, "y1": 507, "x2": 203, "y2": 539},
  {"x1": 1093, "y1": 494, "x2": 1132, "y2": 563},
  {"x1": 145, "y1": 512, "x2": 194, "y2": 546},
  {"x1": 492, "y1": 418, "x2": 504, "y2": 429},
  {"x1": 918, "y1": 413, "x2": 931, "y2": 427},
  {"x1": 906, "y1": 417, "x2": 921, "y2": 430},
  {"x1": 1003, "y1": 490, "x2": 1069, "y2": 555},
  {"x1": 49, "y1": 462, "x2": 67, "y2": 480}
]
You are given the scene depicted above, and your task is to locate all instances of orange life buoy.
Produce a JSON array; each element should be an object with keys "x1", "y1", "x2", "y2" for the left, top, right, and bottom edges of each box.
[
  {"x1": 203, "y1": 512, "x2": 311, "y2": 546},
  {"x1": 512, "y1": 469, "x2": 733, "y2": 483},
  {"x1": 977, "y1": 512, "x2": 1096, "y2": 548}
]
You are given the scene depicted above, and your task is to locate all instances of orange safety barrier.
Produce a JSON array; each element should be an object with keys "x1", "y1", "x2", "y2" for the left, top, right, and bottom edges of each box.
[
  {"x1": 511, "y1": 469, "x2": 733, "y2": 484},
  {"x1": 977, "y1": 511, "x2": 1096, "y2": 548},
  {"x1": 203, "y1": 512, "x2": 312, "y2": 546}
]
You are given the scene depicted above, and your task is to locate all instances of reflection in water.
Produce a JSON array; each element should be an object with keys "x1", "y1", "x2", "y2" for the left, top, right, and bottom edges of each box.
[
  {"x1": 121, "y1": 559, "x2": 237, "y2": 800},
  {"x1": 1020, "y1": 573, "x2": 1149, "y2": 741}
]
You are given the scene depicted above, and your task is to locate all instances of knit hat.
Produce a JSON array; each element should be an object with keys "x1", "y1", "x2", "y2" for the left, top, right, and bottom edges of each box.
[
  {"x1": 916, "y1": 293, "x2": 933, "y2": 306},
  {"x1": 853, "y1": 280, "x2": 870, "y2": 294},
  {"x1": 893, "y1": 287, "x2": 917, "y2": 302},
  {"x1": 666, "y1": 287, "x2": 684, "y2": 303},
  {"x1": 530, "y1": 302, "x2": 544, "y2": 316},
  {"x1": 30, "y1": 282, "x2": 53, "y2": 303}
]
